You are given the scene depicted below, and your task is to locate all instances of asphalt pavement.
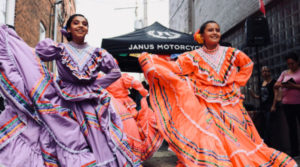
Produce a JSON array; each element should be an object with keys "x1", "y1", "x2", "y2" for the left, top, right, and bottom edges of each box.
[
  {"x1": 142, "y1": 141, "x2": 177, "y2": 167},
  {"x1": 142, "y1": 141, "x2": 300, "y2": 166}
]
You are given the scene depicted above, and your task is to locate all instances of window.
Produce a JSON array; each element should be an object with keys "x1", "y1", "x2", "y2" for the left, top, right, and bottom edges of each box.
[{"x1": 39, "y1": 22, "x2": 46, "y2": 41}]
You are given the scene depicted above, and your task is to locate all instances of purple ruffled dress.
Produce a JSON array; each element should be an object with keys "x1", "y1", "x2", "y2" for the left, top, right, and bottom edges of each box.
[{"x1": 0, "y1": 24, "x2": 141, "y2": 167}]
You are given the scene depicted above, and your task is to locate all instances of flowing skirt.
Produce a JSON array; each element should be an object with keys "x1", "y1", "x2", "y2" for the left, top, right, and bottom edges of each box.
[
  {"x1": 110, "y1": 95, "x2": 163, "y2": 161},
  {"x1": 0, "y1": 25, "x2": 96, "y2": 167},
  {"x1": 139, "y1": 53, "x2": 297, "y2": 167},
  {"x1": 0, "y1": 24, "x2": 141, "y2": 167}
]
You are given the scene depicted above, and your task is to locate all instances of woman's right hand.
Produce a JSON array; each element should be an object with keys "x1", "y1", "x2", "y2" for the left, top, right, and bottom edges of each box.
[
  {"x1": 270, "y1": 104, "x2": 276, "y2": 112},
  {"x1": 273, "y1": 82, "x2": 282, "y2": 89}
]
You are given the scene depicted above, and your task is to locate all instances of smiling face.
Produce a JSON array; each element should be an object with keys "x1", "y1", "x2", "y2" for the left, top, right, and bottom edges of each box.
[
  {"x1": 67, "y1": 16, "x2": 88, "y2": 44},
  {"x1": 201, "y1": 23, "x2": 221, "y2": 49}
]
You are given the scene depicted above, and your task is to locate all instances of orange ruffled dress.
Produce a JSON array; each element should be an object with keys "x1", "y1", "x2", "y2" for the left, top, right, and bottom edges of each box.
[
  {"x1": 105, "y1": 73, "x2": 163, "y2": 161},
  {"x1": 138, "y1": 46, "x2": 297, "y2": 167}
]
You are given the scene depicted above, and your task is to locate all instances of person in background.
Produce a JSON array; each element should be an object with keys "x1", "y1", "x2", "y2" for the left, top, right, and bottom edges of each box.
[
  {"x1": 249, "y1": 66, "x2": 276, "y2": 145},
  {"x1": 35, "y1": 14, "x2": 141, "y2": 166},
  {"x1": 138, "y1": 20, "x2": 297, "y2": 166},
  {"x1": 273, "y1": 52, "x2": 300, "y2": 157},
  {"x1": 104, "y1": 73, "x2": 163, "y2": 161}
]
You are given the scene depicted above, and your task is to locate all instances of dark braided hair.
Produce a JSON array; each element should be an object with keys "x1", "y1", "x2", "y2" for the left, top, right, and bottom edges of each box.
[{"x1": 199, "y1": 20, "x2": 218, "y2": 34}]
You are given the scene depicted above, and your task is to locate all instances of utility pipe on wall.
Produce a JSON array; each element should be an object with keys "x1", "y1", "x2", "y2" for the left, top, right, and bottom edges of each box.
[{"x1": 5, "y1": 0, "x2": 16, "y2": 26}]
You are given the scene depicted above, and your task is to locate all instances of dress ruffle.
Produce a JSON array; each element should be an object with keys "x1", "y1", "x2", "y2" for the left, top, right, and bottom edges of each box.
[
  {"x1": 182, "y1": 47, "x2": 237, "y2": 86},
  {"x1": 53, "y1": 75, "x2": 107, "y2": 101},
  {"x1": 110, "y1": 96, "x2": 163, "y2": 161},
  {"x1": 0, "y1": 123, "x2": 96, "y2": 167},
  {"x1": 61, "y1": 46, "x2": 108, "y2": 80},
  {"x1": 105, "y1": 74, "x2": 163, "y2": 161},
  {"x1": 194, "y1": 81, "x2": 242, "y2": 106}
]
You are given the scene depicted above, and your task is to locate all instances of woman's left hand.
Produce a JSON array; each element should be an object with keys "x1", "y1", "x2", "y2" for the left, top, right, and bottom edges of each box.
[{"x1": 282, "y1": 81, "x2": 297, "y2": 89}]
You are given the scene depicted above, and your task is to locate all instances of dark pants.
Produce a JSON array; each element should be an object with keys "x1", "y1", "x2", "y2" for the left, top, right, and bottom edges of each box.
[
  {"x1": 282, "y1": 104, "x2": 300, "y2": 156},
  {"x1": 255, "y1": 103, "x2": 272, "y2": 146},
  {"x1": 261, "y1": 111, "x2": 272, "y2": 146}
]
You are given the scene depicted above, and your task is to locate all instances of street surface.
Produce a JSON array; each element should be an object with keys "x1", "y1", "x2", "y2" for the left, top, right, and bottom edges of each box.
[
  {"x1": 143, "y1": 141, "x2": 177, "y2": 167},
  {"x1": 143, "y1": 141, "x2": 300, "y2": 166}
]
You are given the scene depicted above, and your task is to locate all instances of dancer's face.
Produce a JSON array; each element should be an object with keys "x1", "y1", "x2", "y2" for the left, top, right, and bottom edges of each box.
[
  {"x1": 67, "y1": 16, "x2": 88, "y2": 43},
  {"x1": 202, "y1": 23, "x2": 221, "y2": 48}
]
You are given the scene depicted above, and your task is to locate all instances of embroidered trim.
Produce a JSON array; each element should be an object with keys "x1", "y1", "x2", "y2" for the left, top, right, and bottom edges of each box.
[
  {"x1": 64, "y1": 43, "x2": 95, "y2": 71},
  {"x1": 52, "y1": 75, "x2": 108, "y2": 101},
  {"x1": 196, "y1": 46, "x2": 226, "y2": 74},
  {"x1": 230, "y1": 140, "x2": 264, "y2": 158},
  {"x1": 61, "y1": 47, "x2": 108, "y2": 80},
  {"x1": 187, "y1": 47, "x2": 238, "y2": 86}
]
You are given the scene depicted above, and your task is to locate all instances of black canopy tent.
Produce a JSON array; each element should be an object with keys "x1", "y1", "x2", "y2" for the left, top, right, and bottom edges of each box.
[{"x1": 101, "y1": 22, "x2": 201, "y2": 72}]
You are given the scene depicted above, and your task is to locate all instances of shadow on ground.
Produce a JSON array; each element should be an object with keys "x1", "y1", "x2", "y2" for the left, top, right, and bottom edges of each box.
[{"x1": 142, "y1": 141, "x2": 177, "y2": 167}]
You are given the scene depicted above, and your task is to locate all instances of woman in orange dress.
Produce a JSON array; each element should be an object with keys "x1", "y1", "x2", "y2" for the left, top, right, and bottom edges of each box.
[
  {"x1": 104, "y1": 73, "x2": 163, "y2": 161},
  {"x1": 138, "y1": 20, "x2": 297, "y2": 166}
]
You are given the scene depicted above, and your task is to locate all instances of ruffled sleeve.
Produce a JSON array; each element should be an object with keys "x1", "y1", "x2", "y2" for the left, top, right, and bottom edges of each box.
[
  {"x1": 97, "y1": 49, "x2": 121, "y2": 88},
  {"x1": 35, "y1": 38, "x2": 63, "y2": 61},
  {"x1": 233, "y1": 50, "x2": 254, "y2": 86},
  {"x1": 122, "y1": 73, "x2": 148, "y2": 97},
  {"x1": 176, "y1": 52, "x2": 197, "y2": 75}
]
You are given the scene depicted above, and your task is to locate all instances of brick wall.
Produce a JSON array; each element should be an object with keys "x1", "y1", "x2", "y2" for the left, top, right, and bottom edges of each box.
[
  {"x1": 14, "y1": 0, "x2": 76, "y2": 47},
  {"x1": 14, "y1": 0, "x2": 75, "y2": 72},
  {"x1": 14, "y1": 0, "x2": 52, "y2": 47}
]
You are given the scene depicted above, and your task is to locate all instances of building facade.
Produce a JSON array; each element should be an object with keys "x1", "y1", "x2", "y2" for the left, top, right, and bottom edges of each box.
[{"x1": 0, "y1": 0, "x2": 76, "y2": 71}]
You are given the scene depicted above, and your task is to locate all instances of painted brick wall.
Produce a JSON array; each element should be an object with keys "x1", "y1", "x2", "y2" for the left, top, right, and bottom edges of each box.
[
  {"x1": 170, "y1": 0, "x2": 272, "y2": 34},
  {"x1": 169, "y1": 0, "x2": 191, "y2": 33}
]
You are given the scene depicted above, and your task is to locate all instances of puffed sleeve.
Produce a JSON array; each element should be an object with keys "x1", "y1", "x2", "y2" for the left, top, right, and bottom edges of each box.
[
  {"x1": 175, "y1": 52, "x2": 197, "y2": 75},
  {"x1": 35, "y1": 38, "x2": 63, "y2": 61},
  {"x1": 122, "y1": 73, "x2": 148, "y2": 97},
  {"x1": 233, "y1": 50, "x2": 254, "y2": 86},
  {"x1": 97, "y1": 49, "x2": 121, "y2": 88}
]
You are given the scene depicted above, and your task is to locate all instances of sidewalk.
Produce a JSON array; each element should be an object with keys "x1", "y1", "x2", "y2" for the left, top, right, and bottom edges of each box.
[
  {"x1": 142, "y1": 141, "x2": 300, "y2": 166},
  {"x1": 142, "y1": 142, "x2": 177, "y2": 167}
]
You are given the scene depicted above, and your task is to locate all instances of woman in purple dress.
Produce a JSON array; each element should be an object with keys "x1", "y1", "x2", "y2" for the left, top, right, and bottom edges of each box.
[
  {"x1": 0, "y1": 25, "x2": 97, "y2": 166},
  {"x1": 0, "y1": 14, "x2": 141, "y2": 167}
]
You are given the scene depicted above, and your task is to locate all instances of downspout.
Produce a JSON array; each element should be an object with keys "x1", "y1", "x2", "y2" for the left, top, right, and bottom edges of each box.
[
  {"x1": 53, "y1": 0, "x2": 62, "y2": 75},
  {"x1": 5, "y1": 0, "x2": 16, "y2": 26},
  {"x1": 48, "y1": 0, "x2": 53, "y2": 38},
  {"x1": 53, "y1": 0, "x2": 61, "y2": 42}
]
